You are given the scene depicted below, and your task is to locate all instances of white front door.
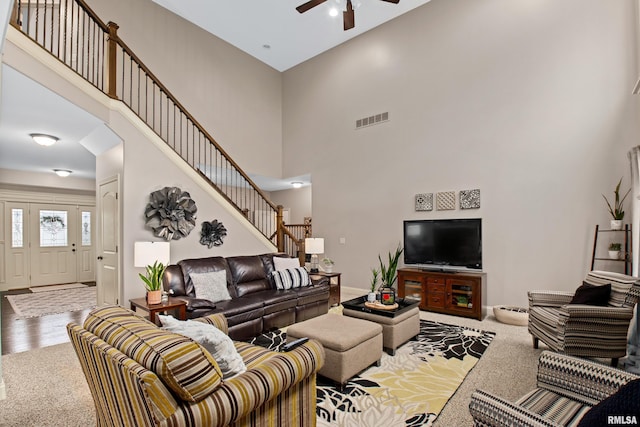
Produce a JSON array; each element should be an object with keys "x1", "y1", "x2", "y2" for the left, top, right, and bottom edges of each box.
[
  {"x1": 29, "y1": 204, "x2": 77, "y2": 286},
  {"x1": 98, "y1": 177, "x2": 120, "y2": 305}
]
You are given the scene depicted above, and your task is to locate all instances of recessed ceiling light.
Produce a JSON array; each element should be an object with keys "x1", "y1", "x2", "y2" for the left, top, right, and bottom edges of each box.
[
  {"x1": 30, "y1": 133, "x2": 59, "y2": 146},
  {"x1": 53, "y1": 169, "x2": 72, "y2": 177},
  {"x1": 292, "y1": 182, "x2": 303, "y2": 189}
]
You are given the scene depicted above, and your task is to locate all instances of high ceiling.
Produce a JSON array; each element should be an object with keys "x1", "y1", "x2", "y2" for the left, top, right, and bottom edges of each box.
[
  {"x1": 0, "y1": 0, "x2": 431, "y2": 189},
  {"x1": 152, "y1": 0, "x2": 432, "y2": 71}
]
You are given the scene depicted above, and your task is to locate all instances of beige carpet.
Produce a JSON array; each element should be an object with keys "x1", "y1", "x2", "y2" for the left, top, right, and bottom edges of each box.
[
  {"x1": 6, "y1": 287, "x2": 96, "y2": 319},
  {"x1": 28, "y1": 283, "x2": 87, "y2": 293}
]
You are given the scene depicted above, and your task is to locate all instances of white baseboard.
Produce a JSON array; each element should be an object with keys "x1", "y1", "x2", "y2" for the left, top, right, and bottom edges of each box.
[{"x1": 0, "y1": 377, "x2": 6, "y2": 400}]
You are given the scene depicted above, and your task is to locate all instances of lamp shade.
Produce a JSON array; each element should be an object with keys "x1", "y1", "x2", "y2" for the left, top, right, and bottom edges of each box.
[
  {"x1": 305, "y1": 238, "x2": 324, "y2": 254},
  {"x1": 134, "y1": 241, "x2": 170, "y2": 267}
]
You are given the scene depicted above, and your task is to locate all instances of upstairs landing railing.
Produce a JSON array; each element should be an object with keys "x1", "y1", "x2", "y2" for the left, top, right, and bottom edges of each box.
[{"x1": 10, "y1": 0, "x2": 306, "y2": 264}]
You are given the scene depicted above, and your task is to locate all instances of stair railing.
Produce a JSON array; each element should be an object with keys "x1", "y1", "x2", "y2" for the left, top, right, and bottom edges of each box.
[{"x1": 10, "y1": 0, "x2": 302, "y2": 255}]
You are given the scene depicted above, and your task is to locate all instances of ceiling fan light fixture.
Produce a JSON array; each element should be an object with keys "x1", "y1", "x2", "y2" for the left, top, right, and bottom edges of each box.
[
  {"x1": 329, "y1": 7, "x2": 339, "y2": 17},
  {"x1": 53, "y1": 169, "x2": 72, "y2": 177},
  {"x1": 30, "y1": 133, "x2": 59, "y2": 146}
]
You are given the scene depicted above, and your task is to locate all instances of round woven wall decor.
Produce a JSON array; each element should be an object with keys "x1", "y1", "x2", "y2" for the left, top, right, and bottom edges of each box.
[{"x1": 144, "y1": 186, "x2": 197, "y2": 241}]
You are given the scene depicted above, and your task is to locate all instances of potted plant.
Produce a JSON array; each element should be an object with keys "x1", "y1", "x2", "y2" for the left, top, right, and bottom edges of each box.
[
  {"x1": 608, "y1": 242, "x2": 622, "y2": 260},
  {"x1": 321, "y1": 258, "x2": 335, "y2": 273},
  {"x1": 378, "y1": 244, "x2": 404, "y2": 305},
  {"x1": 368, "y1": 268, "x2": 379, "y2": 302},
  {"x1": 139, "y1": 260, "x2": 167, "y2": 305},
  {"x1": 603, "y1": 178, "x2": 631, "y2": 230}
]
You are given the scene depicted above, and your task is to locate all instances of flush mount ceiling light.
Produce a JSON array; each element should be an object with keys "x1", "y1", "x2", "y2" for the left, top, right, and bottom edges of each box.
[
  {"x1": 30, "y1": 133, "x2": 59, "y2": 146},
  {"x1": 53, "y1": 169, "x2": 72, "y2": 177},
  {"x1": 292, "y1": 181, "x2": 303, "y2": 189}
]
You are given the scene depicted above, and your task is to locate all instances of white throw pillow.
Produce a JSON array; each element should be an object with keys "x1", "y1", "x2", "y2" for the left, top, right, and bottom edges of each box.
[
  {"x1": 158, "y1": 315, "x2": 246, "y2": 379},
  {"x1": 272, "y1": 267, "x2": 311, "y2": 290},
  {"x1": 273, "y1": 256, "x2": 301, "y2": 271},
  {"x1": 190, "y1": 270, "x2": 231, "y2": 303}
]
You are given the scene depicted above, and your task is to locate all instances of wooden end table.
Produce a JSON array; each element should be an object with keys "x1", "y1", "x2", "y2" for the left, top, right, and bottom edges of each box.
[
  {"x1": 309, "y1": 271, "x2": 341, "y2": 306},
  {"x1": 129, "y1": 296, "x2": 187, "y2": 325}
]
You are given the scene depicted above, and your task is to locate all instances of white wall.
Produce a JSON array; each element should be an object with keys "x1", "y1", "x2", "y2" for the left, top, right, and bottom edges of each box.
[
  {"x1": 87, "y1": 0, "x2": 284, "y2": 180},
  {"x1": 270, "y1": 186, "x2": 312, "y2": 224},
  {"x1": 0, "y1": 168, "x2": 95, "y2": 193},
  {"x1": 282, "y1": 0, "x2": 640, "y2": 306}
]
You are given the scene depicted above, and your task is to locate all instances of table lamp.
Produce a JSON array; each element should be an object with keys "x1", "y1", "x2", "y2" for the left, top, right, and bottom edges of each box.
[{"x1": 305, "y1": 238, "x2": 324, "y2": 273}]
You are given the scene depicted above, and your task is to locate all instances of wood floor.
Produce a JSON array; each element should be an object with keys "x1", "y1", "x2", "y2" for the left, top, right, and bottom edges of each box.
[{"x1": 1, "y1": 285, "x2": 95, "y2": 355}]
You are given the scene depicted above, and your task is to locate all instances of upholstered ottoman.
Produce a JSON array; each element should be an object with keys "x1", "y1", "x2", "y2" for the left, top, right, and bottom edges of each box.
[
  {"x1": 343, "y1": 306, "x2": 420, "y2": 355},
  {"x1": 286, "y1": 313, "x2": 382, "y2": 388}
]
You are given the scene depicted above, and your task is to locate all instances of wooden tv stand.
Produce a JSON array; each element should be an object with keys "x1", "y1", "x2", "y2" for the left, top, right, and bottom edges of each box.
[{"x1": 397, "y1": 268, "x2": 486, "y2": 320}]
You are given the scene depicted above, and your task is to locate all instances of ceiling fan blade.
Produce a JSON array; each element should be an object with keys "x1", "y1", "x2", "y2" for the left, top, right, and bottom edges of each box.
[
  {"x1": 379, "y1": 0, "x2": 400, "y2": 3},
  {"x1": 296, "y1": 0, "x2": 328, "y2": 13},
  {"x1": 343, "y1": 0, "x2": 355, "y2": 30}
]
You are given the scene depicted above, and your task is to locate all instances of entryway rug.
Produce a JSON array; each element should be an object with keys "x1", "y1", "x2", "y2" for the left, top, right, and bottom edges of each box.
[
  {"x1": 28, "y1": 283, "x2": 87, "y2": 293},
  {"x1": 6, "y1": 286, "x2": 96, "y2": 319},
  {"x1": 250, "y1": 319, "x2": 495, "y2": 426}
]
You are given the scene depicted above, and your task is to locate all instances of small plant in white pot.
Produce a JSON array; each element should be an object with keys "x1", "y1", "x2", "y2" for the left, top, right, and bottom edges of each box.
[
  {"x1": 321, "y1": 258, "x2": 334, "y2": 273},
  {"x1": 368, "y1": 268, "x2": 379, "y2": 302},
  {"x1": 608, "y1": 243, "x2": 622, "y2": 260},
  {"x1": 603, "y1": 178, "x2": 630, "y2": 230}
]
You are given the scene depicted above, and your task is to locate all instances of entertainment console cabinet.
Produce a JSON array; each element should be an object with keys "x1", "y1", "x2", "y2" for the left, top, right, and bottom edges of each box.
[{"x1": 397, "y1": 268, "x2": 486, "y2": 320}]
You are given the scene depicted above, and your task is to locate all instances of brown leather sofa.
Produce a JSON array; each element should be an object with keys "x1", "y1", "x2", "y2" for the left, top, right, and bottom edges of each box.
[{"x1": 163, "y1": 253, "x2": 330, "y2": 340}]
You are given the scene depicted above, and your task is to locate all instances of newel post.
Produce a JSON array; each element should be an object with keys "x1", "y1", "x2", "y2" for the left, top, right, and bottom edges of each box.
[
  {"x1": 276, "y1": 205, "x2": 285, "y2": 252},
  {"x1": 107, "y1": 22, "x2": 119, "y2": 99}
]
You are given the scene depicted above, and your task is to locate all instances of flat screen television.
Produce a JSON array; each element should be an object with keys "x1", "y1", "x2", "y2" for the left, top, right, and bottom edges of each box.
[{"x1": 403, "y1": 218, "x2": 482, "y2": 270}]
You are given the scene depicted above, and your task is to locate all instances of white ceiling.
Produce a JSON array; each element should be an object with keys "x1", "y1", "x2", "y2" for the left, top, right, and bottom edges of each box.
[
  {"x1": 0, "y1": 0, "x2": 431, "y2": 189},
  {"x1": 152, "y1": 0, "x2": 432, "y2": 72}
]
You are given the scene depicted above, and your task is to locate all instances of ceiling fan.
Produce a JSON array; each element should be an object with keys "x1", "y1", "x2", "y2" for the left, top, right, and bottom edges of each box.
[{"x1": 296, "y1": 0, "x2": 400, "y2": 31}]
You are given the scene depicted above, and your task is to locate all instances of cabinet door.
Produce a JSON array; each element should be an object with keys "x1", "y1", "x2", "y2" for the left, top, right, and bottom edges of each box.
[
  {"x1": 398, "y1": 272, "x2": 425, "y2": 308},
  {"x1": 446, "y1": 278, "x2": 476, "y2": 313}
]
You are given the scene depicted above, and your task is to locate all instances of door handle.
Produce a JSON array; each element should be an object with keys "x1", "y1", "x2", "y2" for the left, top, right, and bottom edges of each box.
[{"x1": 97, "y1": 256, "x2": 103, "y2": 260}]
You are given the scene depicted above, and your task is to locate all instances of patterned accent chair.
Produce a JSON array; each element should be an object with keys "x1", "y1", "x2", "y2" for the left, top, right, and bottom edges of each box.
[
  {"x1": 67, "y1": 305, "x2": 325, "y2": 427},
  {"x1": 469, "y1": 351, "x2": 640, "y2": 426},
  {"x1": 528, "y1": 270, "x2": 640, "y2": 366}
]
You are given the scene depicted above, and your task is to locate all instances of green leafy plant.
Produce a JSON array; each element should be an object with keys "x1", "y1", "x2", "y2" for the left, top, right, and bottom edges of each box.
[
  {"x1": 603, "y1": 178, "x2": 631, "y2": 220},
  {"x1": 378, "y1": 244, "x2": 404, "y2": 289},
  {"x1": 139, "y1": 261, "x2": 167, "y2": 292},
  {"x1": 609, "y1": 242, "x2": 622, "y2": 251},
  {"x1": 370, "y1": 268, "x2": 380, "y2": 292},
  {"x1": 321, "y1": 258, "x2": 335, "y2": 266}
]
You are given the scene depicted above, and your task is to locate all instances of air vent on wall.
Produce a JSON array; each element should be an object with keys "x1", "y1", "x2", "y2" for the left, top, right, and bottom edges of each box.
[{"x1": 356, "y1": 112, "x2": 389, "y2": 129}]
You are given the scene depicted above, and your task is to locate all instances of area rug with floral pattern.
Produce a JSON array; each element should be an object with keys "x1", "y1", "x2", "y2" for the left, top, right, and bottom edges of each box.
[{"x1": 249, "y1": 319, "x2": 495, "y2": 426}]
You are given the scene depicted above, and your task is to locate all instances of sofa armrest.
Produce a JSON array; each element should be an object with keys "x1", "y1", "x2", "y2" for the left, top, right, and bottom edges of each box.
[
  {"x1": 560, "y1": 304, "x2": 634, "y2": 321},
  {"x1": 193, "y1": 313, "x2": 229, "y2": 335},
  {"x1": 182, "y1": 297, "x2": 217, "y2": 312},
  {"x1": 310, "y1": 275, "x2": 329, "y2": 287},
  {"x1": 183, "y1": 339, "x2": 325, "y2": 426},
  {"x1": 528, "y1": 290, "x2": 574, "y2": 307},
  {"x1": 469, "y1": 389, "x2": 558, "y2": 427},
  {"x1": 536, "y1": 351, "x2": 640, "y2": 405}
]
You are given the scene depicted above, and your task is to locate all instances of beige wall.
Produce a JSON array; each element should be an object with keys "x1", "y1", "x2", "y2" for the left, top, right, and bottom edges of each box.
[
  {"x1": 87, "y1": 0, "x2": 284, "y2": 180},
  {"x1": 270, "y1": 186, "x2": 312, "y2": 225},
  {"x1": 0, "y1": 168, "x2": 95, "y2": 193},
  {"x1": 282, "y1": 0, "x2": 640, "y2": 306}
]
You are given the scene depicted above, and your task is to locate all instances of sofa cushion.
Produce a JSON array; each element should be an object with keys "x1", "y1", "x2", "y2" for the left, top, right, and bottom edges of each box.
[
  {"x1": 228, "y1": 256, "x2": 271, "y2": 297},
  {"x1": 83, "y1": 306, "x2": 223, "y2": 403},
  {"x1": 273, "y1": 256, "x2": 301, "y2": 271},
  {"x1": 272, "y1": 267, "x2": 311, "y2": 290},
  {"x1": 159, "y1": 315, "x2": 246, "y2": 379},
  {"x1": 190, "y1": 270, "x2": 232, "y2": 303},
  {"x1": 570, "y1": 282, "x2": 611, "y2": 306},
  {"x1": 578, "y1": 378, "x2": 640, "y2": 427},
  {"x1": 178, "y1": 257, "x2": 231, "y2": 297}
]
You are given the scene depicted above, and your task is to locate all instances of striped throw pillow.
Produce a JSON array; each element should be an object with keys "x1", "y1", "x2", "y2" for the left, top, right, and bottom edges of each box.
[
  {"x1": 272, "y1": 267, "x2": 311, "y2": 290},
  {"x1": 83, "y1": 306, "x2": 223, "y2": 402}
]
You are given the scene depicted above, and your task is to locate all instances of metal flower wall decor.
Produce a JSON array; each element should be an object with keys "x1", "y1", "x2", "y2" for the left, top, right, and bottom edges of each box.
[
  {"x1": 200, "y1": 220, "x2": 227, "y2": 248},
  {"x1": 144, "y1": 186, "x2": 197, "y2": 241}
]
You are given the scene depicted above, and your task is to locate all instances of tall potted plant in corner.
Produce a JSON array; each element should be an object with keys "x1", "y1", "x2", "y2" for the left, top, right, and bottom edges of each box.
[
  {"x1": 139, "y1": 261, "x2": 167, "y2": 305},
  {"x1": 378, "y1": 244, "x2": 404, "y2": 305},
  {"x1": 603, "y1": 178, "x2": 631, "y2": 230}
]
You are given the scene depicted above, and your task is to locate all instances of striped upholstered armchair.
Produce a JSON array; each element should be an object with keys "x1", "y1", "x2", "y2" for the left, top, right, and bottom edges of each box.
[
  {"x1": 67, "y1": 305, "x2": 324, "y2": 427},
  {"x1": 469, "y1": 351, "x2": 640, "y2": 426},
  {"x1": 528, "y1": 270, "x2": 640, "y2": 366}
]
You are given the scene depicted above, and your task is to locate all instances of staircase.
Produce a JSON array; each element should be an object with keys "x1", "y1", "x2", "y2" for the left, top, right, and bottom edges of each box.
[{"x1": 10, "y1": 0, "x2": 307, "y2": 263}]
